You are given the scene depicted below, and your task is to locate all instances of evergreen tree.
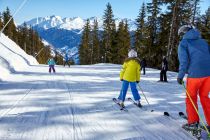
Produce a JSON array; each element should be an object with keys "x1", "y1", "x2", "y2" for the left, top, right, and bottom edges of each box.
[
  {"x1": 192, "y1": 0, "x2": 200, "y2": 24},
  {"x1": 146, "y1": 0, "x2": 161, "y2": 67},
  {"x1": 135, "y1": 2, "x2": 147, "y2": 58},
  {"x1": 92, "y1": 19, "x2": 100, "y2": 64},
  {"x1": 2, "y1": 7, "x2": 17, "y2": 41},
  {"x1": 79, "y1": 19, "x2": 91, "y2": 65},
  {"x1": 197, "y1": 7, "x2": 210, "y2": 44},
  {"x1": 102, "y1": 3, "x2": 116, "y2": 63},
  {"x1": 113, "y1": 20, "x2": 131, "y2": 64},
  {"x1": 165, "y1": 0, "x2": 195, "y2": 70}
]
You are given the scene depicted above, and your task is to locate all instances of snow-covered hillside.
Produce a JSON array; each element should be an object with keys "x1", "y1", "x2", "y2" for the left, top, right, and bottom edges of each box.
[{"x1": 0, "y1": 33, "x2": 38, "y2": 80}]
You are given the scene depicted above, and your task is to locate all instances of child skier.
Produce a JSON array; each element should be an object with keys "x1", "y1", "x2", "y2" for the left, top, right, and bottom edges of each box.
[
  {"x1": 117, "y1": 49, "x2": 141, "y2": 108},
  {"x1": 48, "y1": 58, "x2": 56, "y2": 73}
]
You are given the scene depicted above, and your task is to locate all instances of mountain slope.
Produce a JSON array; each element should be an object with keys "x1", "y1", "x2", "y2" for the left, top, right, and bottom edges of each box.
[{"x1": 22, "y1": 16, "x2": 137, "y2": 64}]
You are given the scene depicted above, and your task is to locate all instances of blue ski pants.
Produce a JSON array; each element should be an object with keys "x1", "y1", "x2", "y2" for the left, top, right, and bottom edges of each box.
[{"x1": 118, "y1": 80, "x2": 141, "y2": 102}]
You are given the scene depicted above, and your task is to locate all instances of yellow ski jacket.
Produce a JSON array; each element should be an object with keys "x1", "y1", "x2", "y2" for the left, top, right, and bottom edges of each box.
[{"x1": 120, "y1": 58, "x2": 141, "y2": 82}]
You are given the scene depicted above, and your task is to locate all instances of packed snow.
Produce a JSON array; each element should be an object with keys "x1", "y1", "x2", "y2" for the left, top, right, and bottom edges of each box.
[{"x1": 0, "y1": 33, "x2": 207, "y2": 140}]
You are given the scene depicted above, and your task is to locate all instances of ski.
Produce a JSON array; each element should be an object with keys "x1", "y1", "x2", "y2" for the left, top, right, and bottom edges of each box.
[
  {"x1": 179, "y1": 112, "x2": 188, "y2": 120},
  {"x1": 112, "y1": 98, "x2": 128, "y2": 112},
  {"x1": 127, "y1": 97, "x2": 143, "y2": 108}
]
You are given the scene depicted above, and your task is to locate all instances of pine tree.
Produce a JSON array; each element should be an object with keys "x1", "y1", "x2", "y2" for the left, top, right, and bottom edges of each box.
[
  {"x1": 102, "y1": 3, "x2": 116, "y2": 63},
  {"x1": 122, "y1": 20, "x2": 131, "y2": 61},
  {"x1": 146, "y1": 0, "x2": 161, "y2": 67},
  {"x1": 135, "y1": 2, "x2": 147, "y2": 57},
  {"x1": 192, "y1": 0, "x2": 200, "y2": 25},
  {"x1": 92, "y1": 19, "x2": 100, "y2": 64},
  {"x1": 197, "y1": 7, "x2": 210, "y2": 44},
  {"x1": 114, "y1": 20, "x2": 131, "y2": 64},
  {"x1": 165, "y1": 0, "x2": 195, "y2": 70},
  {"x1": 79, "y1": 19, "x2": 91, "y2": 65},
  {"x1": 2, "y1": 7, "x2": 17, "y2": 41}
]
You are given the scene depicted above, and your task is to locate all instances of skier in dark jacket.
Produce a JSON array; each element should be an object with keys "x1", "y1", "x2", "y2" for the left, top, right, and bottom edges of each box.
[
  {"x1": 177, "y1": 25, "x2": 210, "y2": 131},
  {"x1": 140, "y1": 58, "x2": 147, "y2": 75},
  {"x1": 63, "y1": 53, "x2": 70, "y2": 67},
  {"x1": 160, "y1": 56, "x2": 168, "y2": 82}
]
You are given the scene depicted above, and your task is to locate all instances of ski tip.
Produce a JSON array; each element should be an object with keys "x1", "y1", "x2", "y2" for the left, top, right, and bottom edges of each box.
[
  {"x1": 164, "y1": 112, "x2": 170, "y2": 116},
  {"x1": 112, "y1": 98, "x2": 117, "y2": 101},
  {"x1": 179, "y1": 112, "x2": 184, "y2": 116}
]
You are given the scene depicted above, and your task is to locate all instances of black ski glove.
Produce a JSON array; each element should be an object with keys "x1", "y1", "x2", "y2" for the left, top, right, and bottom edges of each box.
[
  {"x1": 120, "y1": 79, "x2": 123, "y2": 81},
  {"x1": 136, "y1": 81, "x2": 139, "y2": 83},
  {"x1": 177, "y1": 78, "x2": 183, "y2": 85}
]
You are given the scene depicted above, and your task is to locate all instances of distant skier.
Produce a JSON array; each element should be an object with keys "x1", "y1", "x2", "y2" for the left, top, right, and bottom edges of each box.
[
  {"x1": 140, "y1": 58, "x2": 147, "y2": 75},
  {"x1": 177, "y1": 25, "x2": 210, "y2": 131},
  {"x1": 117, "y1": 49, "x2": 141, "y2": 108},
  {"x1": 159, "y1": 56, "x2": 168, "y2": 82},
  {"x1": 48, "y1": 58, "x2": 56, "y2": 73},
  {"x1": 64, "y1": 53, "x2": 70, "y2": 67}
]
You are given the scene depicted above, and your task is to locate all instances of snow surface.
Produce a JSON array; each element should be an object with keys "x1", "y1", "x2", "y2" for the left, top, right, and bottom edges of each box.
[
  {"x1": 0, "y1": 63, "x2": 206, "y2": 140},
  {"x1": 0, "y1": 33, "x2": 206, "y2": 140}
]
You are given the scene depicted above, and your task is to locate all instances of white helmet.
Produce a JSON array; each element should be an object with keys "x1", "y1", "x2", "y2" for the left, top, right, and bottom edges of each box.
[
  {"x1": 128, "y1": 49, "x2": 137, "y2": 58},
  {"x1": 178, "y1": 25, "x2": 193, "y2": 36}
]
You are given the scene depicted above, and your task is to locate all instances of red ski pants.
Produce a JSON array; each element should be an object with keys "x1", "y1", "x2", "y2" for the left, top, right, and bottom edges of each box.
[{"x1": 186, "y1": 76, "x2": 210, "y2": 125}]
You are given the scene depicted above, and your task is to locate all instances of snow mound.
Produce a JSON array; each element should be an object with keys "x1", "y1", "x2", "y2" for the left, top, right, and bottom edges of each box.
[{"x1": 0, "y1": 33, "x2": 38, "y2": 80}]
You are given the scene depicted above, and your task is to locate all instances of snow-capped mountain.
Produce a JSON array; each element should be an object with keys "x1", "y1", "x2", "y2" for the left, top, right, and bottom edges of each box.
[
  {"x1": 24, "y1": 15, "x2": 137, "y2": 31},
  {"x1": 23, "y1": 16, "x2": 136, "y2": 64}
]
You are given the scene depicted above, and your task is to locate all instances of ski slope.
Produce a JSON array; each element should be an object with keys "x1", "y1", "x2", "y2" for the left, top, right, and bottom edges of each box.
[
  {"x1": 0, "y1": 33, "x2": 206, "y2": 140},
  {"x1": 0, "y1": 63, "x2": 207, "y2": 140}
]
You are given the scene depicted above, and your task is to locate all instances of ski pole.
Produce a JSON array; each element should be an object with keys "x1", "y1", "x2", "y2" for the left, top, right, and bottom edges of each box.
[
  {"x1": 138, "y1": 84, "x2": 154, "y2": 112},
  {"x1": 182, "y1": 82, "x2": 210, "y2": 136}
]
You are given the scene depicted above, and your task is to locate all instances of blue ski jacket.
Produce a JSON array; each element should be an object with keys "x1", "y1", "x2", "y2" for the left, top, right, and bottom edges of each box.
[
  {"x1": 178, "y1": 29, "x2": 210, "y2": 79},
  {"x1": 48, "y1": 59, "x2": 56, "y2": 65}
]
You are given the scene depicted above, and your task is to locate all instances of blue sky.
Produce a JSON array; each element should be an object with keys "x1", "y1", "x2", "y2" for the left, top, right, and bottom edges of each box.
[{"x1": 0, "y1": 0, "x2": 209, "y2": 24}]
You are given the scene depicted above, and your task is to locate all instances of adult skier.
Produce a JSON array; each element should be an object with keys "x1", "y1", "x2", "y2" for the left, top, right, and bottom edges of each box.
[
  {"x1": 159, "y1": 56, "x2": 168, "y2": 82},
  {"x1": 64, "y1": 53, "x2": 70, "y2": 67},
  {"x1": 140, "y1": 58, "x2": 147, "y2": 75},
  {"x1": 48, "y1": 58, "x2": 56, "y2": 73},
  {"x1": 117, "y1": 49, "x2": 141, "y2": 108},
  {"x1": 177, "y1": 25, "x2": 210, "y2": 131}
]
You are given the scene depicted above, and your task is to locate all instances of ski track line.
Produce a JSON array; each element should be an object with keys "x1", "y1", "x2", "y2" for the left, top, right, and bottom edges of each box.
[
  {"x1": 62, "y1": 70, "x2": 82, "y2": 140},
  {"x1": 0, "y1": 86, "x2": 34, "y2": 120}
]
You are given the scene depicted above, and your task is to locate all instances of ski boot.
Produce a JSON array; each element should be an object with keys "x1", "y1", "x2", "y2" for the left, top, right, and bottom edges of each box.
[
  {"x1": 119, "y1": 102, "x2": 125, "y2": 108},
  {"x1": 182, "y1": 122, "x2": 201, "y2": 139},
  {"x1": 135, "y1": 100, "x2": 142, "y2": 108}
]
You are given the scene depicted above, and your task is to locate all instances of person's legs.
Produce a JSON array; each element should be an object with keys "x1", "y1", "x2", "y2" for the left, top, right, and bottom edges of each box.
[
  {"x1": 143, "y1": 67, "x2": 145, "y2": 75},
  {"x1": 49, "y1": 65, "x2": 52, "y2": 73},
  {"x1": 186, "y1": 78, "x2": 200, "y2": 124},
  {"x1": 130, "y1": 82, "x2": 141, "y2": 101},
  {"x1": 51, "y1": 65, "x2": 55, "y2": 73},
  {"x1": 160, "y1": 70, "x2": 163, "y2": 81},
  {"x1": 163, "y1": 70, "x2": 167, "y2": 82},
  {"x1": 199, "y1": 76, "x2": 210, "y2": 126},
  {"x1": 118, "y1": 80, "x2": 129, "y2": 102}
]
